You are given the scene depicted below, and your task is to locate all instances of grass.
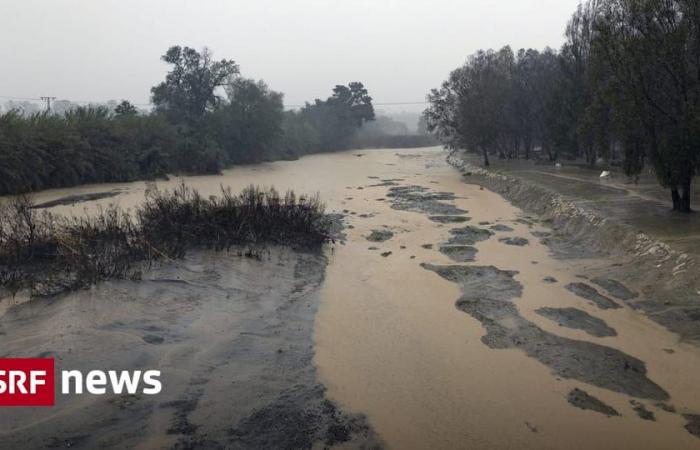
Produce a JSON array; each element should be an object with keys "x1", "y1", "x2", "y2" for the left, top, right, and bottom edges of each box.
[{"x1": 0, "y1": 184, "x2": 331, "y2": 297}]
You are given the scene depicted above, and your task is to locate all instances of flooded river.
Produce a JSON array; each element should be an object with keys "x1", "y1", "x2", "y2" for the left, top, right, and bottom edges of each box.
[{"x1": 2, "y1": 147, "x2": 700, "y2": 449}]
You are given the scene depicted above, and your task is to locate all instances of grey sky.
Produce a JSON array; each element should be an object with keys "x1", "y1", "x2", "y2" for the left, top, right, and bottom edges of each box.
[{"x1": 0, "y1": 0, "x2": 582, "y2": 112}]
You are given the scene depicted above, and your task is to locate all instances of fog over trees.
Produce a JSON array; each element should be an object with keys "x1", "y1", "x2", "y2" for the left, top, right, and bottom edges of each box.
[
  {"x1": 0, "y1": 45, "x2": 433, "y2": 196},
  {"x1": 426, "y1": 0, "x2": 700, "y2": 212}
]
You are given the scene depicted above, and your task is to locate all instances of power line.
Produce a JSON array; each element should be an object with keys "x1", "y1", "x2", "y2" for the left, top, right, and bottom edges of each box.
[
  {"x1": 39, "y1": 96, "x2": 56, "y2": 112},
  {"x1": 0, "y1": 95, "x2": 42, "y2": 101},
  {"x1": 283, "y1": 101, "x2": 429, "y2": 108},
  {"x1": 1, "y1": 94, "x2": 429, "y2": 110},
  {"x1": 0, "y1": 95, "x2": 151, "y2": 107}
]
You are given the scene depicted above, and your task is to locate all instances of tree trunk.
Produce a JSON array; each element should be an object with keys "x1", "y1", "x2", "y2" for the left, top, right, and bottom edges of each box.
[
  {"x1": 680, "y1": 179, "x2": 692, "y2": 213},
  {"x1": 671, "y1": 187, "x2": 682, "y2": 211},
  {"x1": 524, "y1": 137, "x2": 531, "y2": 160},
  {"x1": 483, "y1": 147, "x2": 490, "y2": 167}
]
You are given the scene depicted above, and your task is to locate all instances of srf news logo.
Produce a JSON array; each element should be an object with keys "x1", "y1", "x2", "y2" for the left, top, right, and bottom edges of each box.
[
  {"x1": 0, "y1": 359, "x2": 54, "y2": 406},
  {"x1": 0, "y1": 358, "x2": 162, "y2": 407}
]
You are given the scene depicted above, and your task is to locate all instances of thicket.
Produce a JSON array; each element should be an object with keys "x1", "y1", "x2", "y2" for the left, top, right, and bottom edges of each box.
[{"x1": 0, "y1": 185, "x2": 330, "y2": 297}]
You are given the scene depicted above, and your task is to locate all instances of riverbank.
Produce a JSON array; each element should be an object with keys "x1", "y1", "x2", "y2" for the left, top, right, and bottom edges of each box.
[
  {"x1": 0, "y1": 247, "x2": 381, "y2": 449},
  {"x1": 447, "y1": 150, "x2": 700, "y2": 344}
]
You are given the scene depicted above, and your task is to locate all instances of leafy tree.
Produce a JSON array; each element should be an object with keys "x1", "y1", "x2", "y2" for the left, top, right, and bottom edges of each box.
[
  {"x1": 151, "y1": 46, "x2": 239, "y2": 124},
  {"x1": 209, "y1": 79, "x2": 285, "y2": 163},
  {"x1": 301, "y1": 82, "x2": 375, "y2": 151},
  {"x1": 426, "y1": 47, "x2": 516, "y2": 166},
  {"x1": 592, "y1": 0, "x2": 700, "y2": 211},
  {"x1": 114, "y1": 100, "x2": 138, "y2": 117}
]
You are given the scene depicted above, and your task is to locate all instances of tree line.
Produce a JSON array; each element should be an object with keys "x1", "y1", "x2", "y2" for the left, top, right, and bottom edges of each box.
[
  {"x1": 0, "y1": 45, "x2": 428, "y2": 196},
  {"x1": 425, "y1": 0, "x2": 700, "y2": 212}
]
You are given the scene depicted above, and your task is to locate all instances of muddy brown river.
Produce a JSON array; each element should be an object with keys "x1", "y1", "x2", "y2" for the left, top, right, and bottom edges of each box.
[{"x1": 2, "y1": 147, "x2": 700, "y2": 449}]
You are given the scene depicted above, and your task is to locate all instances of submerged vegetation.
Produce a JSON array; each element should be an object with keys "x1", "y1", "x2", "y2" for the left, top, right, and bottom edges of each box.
[
  {"x1": 0, "y1": 185, "x2": 331, "y2": 297},
  {"x1": 426, "y1": 0, "x2": 700, "y2": 212}
]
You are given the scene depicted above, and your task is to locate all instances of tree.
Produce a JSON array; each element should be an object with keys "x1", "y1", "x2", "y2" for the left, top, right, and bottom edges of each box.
[
  {"x1": 425, "y1": 47, "x2": 516, "y2": 166},
  {"x1": 300, "y1": 82, "x2": 375, "y2": 151},
  {"x1": 114, "y1": 100, "x2": 138, "y2": 117},
  {"x1": 592, "y1": 0, "x2": 700, "y2": 211},
  {"x1": 209, "y1": 79, "x2": 285, "y2": 163},
  {"x1": 151, "y1": 46, "x2": 239, "y2": 124}
]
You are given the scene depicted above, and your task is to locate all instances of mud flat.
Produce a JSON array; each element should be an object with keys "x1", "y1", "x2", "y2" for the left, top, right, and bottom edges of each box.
[{"x1": 0, "y1": 249, "x2": 379, "y2": 449}]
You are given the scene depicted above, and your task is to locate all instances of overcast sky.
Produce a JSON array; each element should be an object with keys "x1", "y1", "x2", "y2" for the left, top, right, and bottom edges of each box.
[{"x1": 0, "y1": 0, "x2": 582, "y2": 112}]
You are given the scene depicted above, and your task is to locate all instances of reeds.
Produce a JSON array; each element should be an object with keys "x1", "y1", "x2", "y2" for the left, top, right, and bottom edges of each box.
[{"x1": 0, "y1": 184, "x2": 330, "y2": 297}]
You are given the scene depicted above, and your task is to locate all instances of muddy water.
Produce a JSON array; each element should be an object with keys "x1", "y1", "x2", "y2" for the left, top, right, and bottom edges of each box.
[{"x1": 5, "y1": 147, "x2": 700, "y2": 449}]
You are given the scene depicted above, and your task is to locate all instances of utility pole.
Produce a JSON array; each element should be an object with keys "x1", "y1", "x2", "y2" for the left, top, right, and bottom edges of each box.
[{"x1": 40, "y1": 96, "x2": 56, "y2": 113}]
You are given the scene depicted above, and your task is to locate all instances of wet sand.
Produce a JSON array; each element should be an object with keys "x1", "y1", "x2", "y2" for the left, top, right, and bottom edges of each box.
[
  {"x1": 0, "y1": 249, "x2": 378, "y2": 449},
  {"x1": 3, "y1": 147, "x2": 700, "y2": 449}
]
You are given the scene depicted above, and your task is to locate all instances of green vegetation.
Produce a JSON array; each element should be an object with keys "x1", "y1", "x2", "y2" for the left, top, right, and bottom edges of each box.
[
  {"x1": 425, "y1": 0, "x2": 700, "y2": 212},
  {"x1": 0, "y1": 45, "x2": 423, "y2": 196},
  {"x1": 0, "y1": 185, "x2": 331, "y2": 297}
]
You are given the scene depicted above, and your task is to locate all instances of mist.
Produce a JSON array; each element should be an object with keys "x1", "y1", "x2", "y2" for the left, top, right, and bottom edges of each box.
[{"x1": 0, "y1": 0, "x2": 581, "y2": 111}]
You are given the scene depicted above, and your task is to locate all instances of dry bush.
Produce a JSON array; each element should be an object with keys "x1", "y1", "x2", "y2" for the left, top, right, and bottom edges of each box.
[{"x1": 0, "y1": 184, "x2": 330, "y2": 298}]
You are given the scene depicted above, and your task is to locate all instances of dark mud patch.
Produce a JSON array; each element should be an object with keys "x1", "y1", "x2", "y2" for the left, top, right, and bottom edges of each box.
[
  {"x1": 31, "y1": 191, "x2": 121, "y2": 209},
  {"x1": 489, "y1": 224, "x2": 514, "y2": 232},
  {"x1": 655, "y1": 402, "x2": 677, "y2": 413},
  {"x1": 142, "y1": 334, "x2": 165, "y2": 344},
  {"x1": 421, "y1": 244, "x2": 433, "y2": 249},
  {"x1": 163, "y1": 393, "x2": 202, "y2": 435},
  {"x1": 366, "y1": 229, "x2": 394, "y2": 243},
  {"x1": 591, "y1": 277, "x2": 639, "y2": 301},
  {"x1": 421, "y1": 263, "x2": 668, "y2": 400},
  {"x1": 446, "y1": 226, "x2": 494, "y2": 245},
  {"x1": 367, "y1": 181, "x2": 399, "y2": 187},
  {"x1": 535, "y1": 307, "x2": 617, "y2": 337},
  {"x1": 631, "y1": 400, "x2": 656, "y2": 421},
  {"x1": 439, "y1": 245, "x2": 478, "y2": 263},
  {"x1": 566, "y1": 282, "x2": 620, "y2": 310},
  {"x1": 229, "y1": 385, "x2": 377, "y2": 450},
  {"x1": 537, "y1": 229, "x2": 602, "y2": 260},
  {"x1": 387, "y1": 185, "x2": 467, "y2": 216},
  {"x1": 380, "y1": 251, "x2": 392, "y2": 258},
  {"x1": 515, "y1": 218, "x2": 534, "y2": 227},
  {"x1": 429, "y1": 215, "x2": 470, "y2": 224},
  {"x1": 683, "y1": 414, "x2": 700, "y2": 439},
  {"x1": 567, "y1": 388, "x2": 620, "y2": 417},
  {"x1": 499, "y1": 237, "x2": 529, "y2": 246}
]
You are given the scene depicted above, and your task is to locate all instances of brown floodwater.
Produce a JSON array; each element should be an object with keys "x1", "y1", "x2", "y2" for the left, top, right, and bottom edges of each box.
[{"x1": 7, "y1": 146, "x2": 700, "y2": 449}]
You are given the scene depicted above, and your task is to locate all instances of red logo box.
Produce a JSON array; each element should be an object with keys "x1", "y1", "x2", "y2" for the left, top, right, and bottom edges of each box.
[{"x1": 0, "y1": 358, "x2": 55, "y2": 406}]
